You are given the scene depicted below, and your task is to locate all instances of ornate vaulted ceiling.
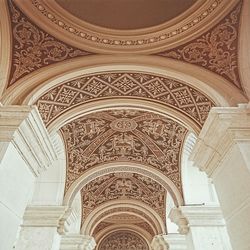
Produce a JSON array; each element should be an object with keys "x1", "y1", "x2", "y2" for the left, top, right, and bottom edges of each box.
[
  {"x1": 0, "y1": 0, "x2": 246, "y2": 248},
  {"x1": 60, "y1": 109, "x2": 187, "y2": 194}
]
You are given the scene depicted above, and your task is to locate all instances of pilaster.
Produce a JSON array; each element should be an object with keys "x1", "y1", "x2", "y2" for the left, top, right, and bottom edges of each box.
[
  {"x1": 60, "y1": 234, "x2": 96, "y2": 250},
  {"x1": 0, "y1": 105, "x2": 57, "y2": 176},
  {"x1": 170, "y1": 206, "x2": 232, "y2": 250},
  {"x1": 15, "y1": 206, "x2": 69, "y2": 250},
  {"x1": 190, "y1": 104, "x2": 250, "y2": 250}
]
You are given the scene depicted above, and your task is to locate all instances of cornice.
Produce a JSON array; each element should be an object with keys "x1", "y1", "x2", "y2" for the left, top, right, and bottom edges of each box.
[
  {"x1": 14, "y1": 0, "x2": 239, "y2": 53},
  {"x1": 0, "y1": 105, "x2": 57, "y2": 176}
]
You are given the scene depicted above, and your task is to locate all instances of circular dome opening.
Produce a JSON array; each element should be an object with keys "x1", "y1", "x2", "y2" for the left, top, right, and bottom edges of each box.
[{"x1": 55, "y1": 0, "x2": 197, "y2": 30}]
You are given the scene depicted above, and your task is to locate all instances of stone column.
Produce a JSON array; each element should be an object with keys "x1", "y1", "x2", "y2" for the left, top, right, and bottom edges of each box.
[
  {"x1": 170, "y1": 206, "x2": 232, "y2": 250},
  {"x1": 0, "y1": 106, "x2": 57, "y2": 249},
  {"x1": 60, "y1": 234, "x2": 96, "y2": 250},
  {"x1": 15, "y1": 206, "x2": 69, "y2": 250},
  {"x1": 191, "y1": 105, "x2": 250, "y2": 250}
]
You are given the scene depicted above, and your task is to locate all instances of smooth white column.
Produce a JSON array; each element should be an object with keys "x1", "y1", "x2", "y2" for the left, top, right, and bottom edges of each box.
[
  {"x1": 60, "y1": 234, "x2": 96, "y2": 250},
  {"x1": 15, "y1": 206, "x2": 69, "y2": 250},
  {"x1": 191, "y1": 105, "x2": 250, "y2": 250},
  {"x1": 0, "y1": 106, "x2": 57, "y2": 250}
]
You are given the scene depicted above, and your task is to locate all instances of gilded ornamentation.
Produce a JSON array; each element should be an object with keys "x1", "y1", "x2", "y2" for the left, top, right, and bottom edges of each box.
[
  {"x1": 98, "y1": 231, "x2": 149, "y2": 250},
  {"x1": 81, "y1": 173, "x2": 166, "y2": 221},
  {"x1": 61, "y1": 110, "x2": 187, "y2": 193},
  {"x1": 32, "y1": 0, "x2": 222, "y2": 47},
  {"x1": 157, "y1": 2, "x2": 242, "y2": 89},
  {"x1": 36, "y1": 72, "x2": 215, "y2": 128},
  {"x1": 8, "y1": 1, "x2": 91, "y2": 86}
]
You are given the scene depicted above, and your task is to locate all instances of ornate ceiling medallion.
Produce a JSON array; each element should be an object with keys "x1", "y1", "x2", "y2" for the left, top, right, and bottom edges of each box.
[
  {"x1": 60, "y1": 109, "x2": 188, "y2": 194},
  {"x1": 36, "y1": 72, "x2": 215, "y2": 128},
  {"x1": 98, "y1": 230, "x2": 149, "y2": 250}
]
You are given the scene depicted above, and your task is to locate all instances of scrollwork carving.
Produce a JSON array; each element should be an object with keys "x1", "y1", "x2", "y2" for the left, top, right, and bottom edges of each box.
[
  {"x1": 157, "y1": 2, "x2": 242, "y2": 89},
  {"x1": 81, "y1": 173, "x2": 166, "y2": 221},
  {"x1": 61, "y1": 110, "x2": 187, "y2": 193},
  {"x1": 98, "y1": 231, "x2": 149, "y2": 250},
  {"x1": 8, "y1": 1, "x2": 91, "y2": 86}
]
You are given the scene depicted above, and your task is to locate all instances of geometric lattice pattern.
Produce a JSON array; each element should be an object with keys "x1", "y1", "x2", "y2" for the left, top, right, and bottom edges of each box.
[{"x1": 37, "y1": 72, "x2": 215, "y2": 128}]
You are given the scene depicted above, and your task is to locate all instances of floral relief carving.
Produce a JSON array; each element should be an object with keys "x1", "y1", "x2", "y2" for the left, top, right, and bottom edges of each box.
[
  {"x1": 98, "y1": 230, "x2": 149, "y2": 250},
  {"x1": 61, "y1": 110, "x2": 187, "y2": 193},
  {"x1": 157, "y1": 2, "x2": 242, "y2": 89},
  {"x1": 8, "y1": 1, "x2": 91, "y2": 87},
  {"x1": 36, "y1": 72, "x2": 215, "y2": 128},
  {"x1": 91, "y1": 207, "x2": 159, "y2": 235},
  {"x1": 81, "y1": 172, "x2": 166, "y2": 221}
]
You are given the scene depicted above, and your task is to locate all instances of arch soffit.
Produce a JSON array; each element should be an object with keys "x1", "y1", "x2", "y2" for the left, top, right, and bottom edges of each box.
[
  {"x1": 63, "y1": 162, "x2": 183, "y2": 208},
  {"x1": 97, "y1": 229, "x2": 151, "y2": 250},
  {"x1": 80, "y1": 171, "x2": 167, "y2": 223},
  {"x1": 94, "y1": 224, "x2": 154, "y2": 244},
  {"x1": 81, "y1": 200, "x2": 165, "y2": 235},
  {"x1": 2, "y1": 56, "x2": 246, "y2": 107},
  {"x1": 0, "y1": 0, "x2": 12, "y2": 97}
]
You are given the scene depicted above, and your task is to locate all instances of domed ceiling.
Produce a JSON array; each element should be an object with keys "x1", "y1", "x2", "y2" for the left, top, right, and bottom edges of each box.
[{"x1": 55, "y1": 0, "x2": 197, "y2": 30}]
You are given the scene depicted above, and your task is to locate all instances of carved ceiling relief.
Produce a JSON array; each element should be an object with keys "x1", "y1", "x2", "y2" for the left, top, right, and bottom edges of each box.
[
  {"x1": 61, "y1": 109, "x2": 187, "y2": 193},
  {"x1": 92, "y1": 214, "x2": 155, "y2": 238},
  {"x1": 36, "y1": 72, "x2": 215, "y2": 128},
  {"x1": 98, "y1": 230, "x2": 149, "y2": 250},
  {"x1": 157, "y1": 1, "x2": 242, "y2": 89},
  {"x1": 80, "y1": 173, "x2": 166, "y2": 221},
  {"x1": 91, "y1": 207, "x2": 159, "y2": 235},
  {"x1": 7, "y1": 0, "x2": 92, "y2": 87}
]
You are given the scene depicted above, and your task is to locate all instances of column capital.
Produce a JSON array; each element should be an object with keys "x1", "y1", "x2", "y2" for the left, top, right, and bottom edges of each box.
[
  {"x1": 22, "y1": 205, "x2": 70, "y2": 231},
  {"x1": 0, "y1": 105, "x2": 57, "y2": 176},
  {"x1": 151, "y1": 235, "x2": 169, "y2": 250},
  {"x1": 190, "y1": 104, "x2": 250, "y2": 176},
  {"x1": 164, "y1": 234, "x2": 187, "y2": 250},
  {"x1": 169, "y1": 208, "x2": 189, "y2": 235},
  {"x1": 60, "y1": 234, "x2": 96, "y2": 250}
]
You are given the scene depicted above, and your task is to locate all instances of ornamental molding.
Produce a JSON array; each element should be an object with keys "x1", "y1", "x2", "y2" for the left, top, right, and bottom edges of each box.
[
  {"x1": 14, "y1": 0, "x2": 239, "y2": 53},
  {"x1": 36, "y1": 71, "x2": 215, "y2": 129},
  {"x1": 81, "y1": 173, "x2": 166, "y2": 221},
  {"x1": 60, "y1": 109, "x2": 187, "y2": 194}
]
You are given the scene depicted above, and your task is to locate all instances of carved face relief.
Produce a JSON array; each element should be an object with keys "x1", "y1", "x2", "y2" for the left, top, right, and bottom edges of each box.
[
  {"x1": 61, "y1": 109, "x2": 188, "y2": 193},
  {"x1": 98, "y1": 230, "x2": 149, "y2": 250},
  {"x1": 81, "y1": 173, "x2": 166, "y2": 221}
]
